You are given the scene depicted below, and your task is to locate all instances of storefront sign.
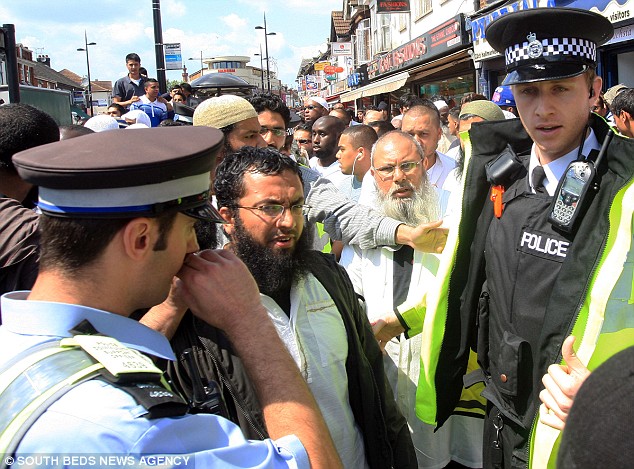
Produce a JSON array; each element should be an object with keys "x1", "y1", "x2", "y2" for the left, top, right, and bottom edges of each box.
[
  {"x1": 555, "y1": 0, "x2": 634, "y2": 24},
  {"x1": 368, "y1": 14, "x2": 468, "y2": 80},
  {"x1": 605, "y1": 23, "x2": 634, "y2": 45},
  {"x1": 377, "y1": 1, "x2": 410, "y2": 13},
  {"x1": 314, "y1": 62, "x2": 329, "y2": 72},
  {"x1": 471, "y1": 0, "x2": 554, "y2": 62},
  {"x1": 216, "y1": 69, "x2": 236, "y2": 73},
  {"x1": 332, "y1": 42, "x2": 352, "y2": 56}
]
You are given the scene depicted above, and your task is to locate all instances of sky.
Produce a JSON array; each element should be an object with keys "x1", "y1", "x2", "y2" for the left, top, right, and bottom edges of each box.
[{"x1": 2, "y1": 0, "x2": 341, "y2": 88}]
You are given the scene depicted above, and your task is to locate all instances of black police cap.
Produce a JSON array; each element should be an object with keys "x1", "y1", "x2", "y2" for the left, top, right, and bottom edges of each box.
[
  {"x1": 12, "y1": 126, "x2": 224, "y2": 222},
  {"x1": 486, "y1": 8, "x2": 613, "y2": 85}
]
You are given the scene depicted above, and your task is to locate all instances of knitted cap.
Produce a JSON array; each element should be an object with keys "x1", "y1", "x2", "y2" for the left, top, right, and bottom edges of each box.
[
  {"x1": 193, "y1": 95, "x2": 258, "y2": 129},
  {"x1": 459, "y1": 100, "x2": 505, "y2": 122},
  {"x1": 604, "y1": 84, "x2": 628, "y2": 106}
]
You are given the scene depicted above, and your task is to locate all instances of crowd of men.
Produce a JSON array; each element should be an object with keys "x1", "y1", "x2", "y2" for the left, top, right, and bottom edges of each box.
[{"x1": 1, "y1": 7, "x2": 633, "y2": 469}]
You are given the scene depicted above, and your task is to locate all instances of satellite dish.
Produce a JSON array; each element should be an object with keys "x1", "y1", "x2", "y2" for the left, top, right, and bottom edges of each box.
[{"x1": 80, "y1": 77, "x2": 89, "y2": 88}]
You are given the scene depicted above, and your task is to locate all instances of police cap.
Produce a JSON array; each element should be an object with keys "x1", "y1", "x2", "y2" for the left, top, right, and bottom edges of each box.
[
  {"x1": 12, "y1": 126, "x2": 224, "y2": 222},
  {"x1": 486, "y1": 8, "x2": 613, "y2": 85}
]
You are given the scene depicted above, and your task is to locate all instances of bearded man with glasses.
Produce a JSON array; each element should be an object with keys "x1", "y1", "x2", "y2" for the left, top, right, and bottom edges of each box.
[{"x1": 170, "y1": 146, "x2": 416, "y2": 469}]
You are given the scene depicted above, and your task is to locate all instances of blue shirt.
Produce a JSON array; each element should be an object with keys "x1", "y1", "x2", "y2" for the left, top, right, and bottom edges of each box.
[{"x1": 0, "y1": 291, "x2": 308, "y2": 469}]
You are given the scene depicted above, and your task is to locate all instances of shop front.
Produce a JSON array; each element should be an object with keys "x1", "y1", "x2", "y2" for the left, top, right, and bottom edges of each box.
[{"x1": 341, "y1": 13, "x2": 473, "y2": 111}]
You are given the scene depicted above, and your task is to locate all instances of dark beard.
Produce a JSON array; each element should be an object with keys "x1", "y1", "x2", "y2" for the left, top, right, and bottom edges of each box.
[
  {"x1": 232, "y1": 216, "x2": 313, "y2": 296},
  {"x1": 194, "y1": 219, "x2": 219, "y2": 250}
]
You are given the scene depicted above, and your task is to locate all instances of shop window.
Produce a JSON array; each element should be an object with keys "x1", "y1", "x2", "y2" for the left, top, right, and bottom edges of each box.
[
  {"x1": 355, "y1": 18, "x2": 371, "y2": 64},
  {"x1": 418, "y1": 75, "x2": 475, "y2": 105},
  {"x1": 413, "y1": 0, "x2": 432, "y2": 21}
]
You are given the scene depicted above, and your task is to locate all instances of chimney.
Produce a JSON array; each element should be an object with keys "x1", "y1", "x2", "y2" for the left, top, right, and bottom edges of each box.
[{"x1": 37, "y1": 54, "x2": 50, "y2": 67}]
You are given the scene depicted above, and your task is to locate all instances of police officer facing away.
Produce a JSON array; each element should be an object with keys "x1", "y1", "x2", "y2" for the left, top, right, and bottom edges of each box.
[
  {"x1": 374, "y1": 8, "x2": 634, "y2": 468},
  {"x1": 0, "y1": 128, "x2": 341, "y2": 468}
]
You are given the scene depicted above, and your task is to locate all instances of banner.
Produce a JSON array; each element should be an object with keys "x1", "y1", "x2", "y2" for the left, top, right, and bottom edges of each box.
[
  {"x1": 164, "y1": 43, "x2": 182, "y2": 70},
  {"x1": 377, "y1": 0, "x2": 410, "y2": 13}
]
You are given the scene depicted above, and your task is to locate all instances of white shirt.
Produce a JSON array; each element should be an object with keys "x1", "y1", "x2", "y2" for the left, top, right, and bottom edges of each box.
[
  {"x1": 309, "y1": 157, "x2": 349, "y2": 187},
  {"x1": 340, "y1": 243, "x2": 483, "y2": 469},
  {"x1": 426, "y1": 151, "x2": 457, "y2": 190},
  {"x1": 528, "y1": 128, "x2": 601, "y2": 195},
  {"x1": 261, "y1": 274, "x2": 369, "y2": 469}
]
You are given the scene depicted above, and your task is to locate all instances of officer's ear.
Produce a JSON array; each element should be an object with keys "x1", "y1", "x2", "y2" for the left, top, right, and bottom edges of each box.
[
  {"x1": 218, "y1": 207, "x2": 235, "y2": 236},
  {"x1": 122, "y1": 218, "x2": 154, "y2": 260}
]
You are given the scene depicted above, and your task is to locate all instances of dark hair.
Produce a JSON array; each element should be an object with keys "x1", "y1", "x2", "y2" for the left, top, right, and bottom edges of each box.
[
  {"x1": 139, "y1": 67, "x2": 148, "y2": 77},
  {"x1": 59, "y1": 124, "x2": 94, "y2": 140},
  {"x1": 180, "y1": 83, "x2": 193, "y2": 93},
  {"x1": 158, "y1": 119, "x2": 189, "y2": 127},
  {"x1": 341, "y1": 124, "x2": 378, "y2": 150},
  {"x1": 125, "y1": 53, "x2": 141, "y2": 63},
  {"x1": 403, "y1": 102, "x2": 441, "y2": 127},
  {"x1": 0, "y1": 104, "x2": 59, "y2": 172},
  {"x1": 108, "y1": 103, "x2": 125, "y2": 114},
  {"x1": 170, "y1": 85, "x2": 182, "y2": 92},
  {"x1": 248, "y1": 92, "x2": 291, "y2": 127},
  {"x1": 214, "y1": 146, "x2": 303, "y2": 210},
  {"x1": 460, "y1": 93, "x2": 487, "y2": 105},
  {"x1": 295, "y1": 122, "x2": 313, "y2": 133},
  {"x1": 399, "y1": 93, "x2": 425, "y2": 109},
  {"x1": 367, "y1": 120, "x2": 395, "y2": 137},
  {"x1": 38, "y1": 211, "x2": 176, "y2": 275},
  {"x1": 172, "y1": 91, "x2": 186, "y2": 100},
  {"x1": 448, "y1": 107, "x2": 461, "y2": 121},
  {"x1": 611, "y1": 89, "x2": 634, "y2": 117},
  {"x1": 144, "y1": 78, "x2": 159, "y2": 89}
]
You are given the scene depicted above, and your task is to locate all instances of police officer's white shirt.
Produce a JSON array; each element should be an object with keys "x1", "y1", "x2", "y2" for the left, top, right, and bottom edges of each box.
[{"x1": 528, "y1": 128, "x2": 600, "y2": 196}]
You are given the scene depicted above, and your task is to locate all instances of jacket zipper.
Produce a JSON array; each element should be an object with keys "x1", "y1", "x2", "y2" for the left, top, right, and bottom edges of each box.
[{"x1": 198, "y1": 336, "x2": 267, "y2": 440}]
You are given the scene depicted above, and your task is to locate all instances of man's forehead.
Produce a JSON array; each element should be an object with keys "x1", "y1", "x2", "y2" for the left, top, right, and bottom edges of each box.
[
  {"x1": 375, "y1": 136, "x2": 416, "y2": 162},
  {"x1": 234, "y1": 117, "x2": 261, "y2": 132},
  {"x1": 241, "y1": 170, "x2": 304, "y2": 196}
]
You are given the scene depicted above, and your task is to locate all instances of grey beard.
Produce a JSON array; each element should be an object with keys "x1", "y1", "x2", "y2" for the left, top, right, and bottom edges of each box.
[{"x1": 375, "y1": 182, "x2": 439, "y2": 225}]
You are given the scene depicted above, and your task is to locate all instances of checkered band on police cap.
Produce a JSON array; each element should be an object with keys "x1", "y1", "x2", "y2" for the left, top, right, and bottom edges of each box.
[{"x1": 505, "y1": 36, "x2": 596, "y2": 68}]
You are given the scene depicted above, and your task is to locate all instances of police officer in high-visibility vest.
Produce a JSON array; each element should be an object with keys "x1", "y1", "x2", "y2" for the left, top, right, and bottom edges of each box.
[
  {"x1": 372, "y1": 7, "x2": 634, "y2": 469},
  {"x1": 0, "y1": 127, "x2": 342, "y2": 468}
]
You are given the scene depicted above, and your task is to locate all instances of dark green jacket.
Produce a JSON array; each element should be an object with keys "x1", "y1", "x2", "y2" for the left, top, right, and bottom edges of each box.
[{"x1": 169, "y1": 250, "x2": 416, "y2": 469}]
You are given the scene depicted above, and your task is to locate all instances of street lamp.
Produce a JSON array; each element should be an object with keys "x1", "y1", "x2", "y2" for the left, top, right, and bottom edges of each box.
[
  {"x1": 255, "y1": 12, "x2": 276, "y2": 93},
  {"x1": 187, "y1": 51, "x2": 204, "y2": 77},
  {"x1": 254, "y1": 44, "x2": 265, "y2": 91},
  {"x1": 77, "y1": 31, "x2": 96, "y2": 116}
]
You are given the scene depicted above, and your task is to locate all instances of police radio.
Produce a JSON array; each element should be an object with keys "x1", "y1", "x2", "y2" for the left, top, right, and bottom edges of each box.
[{"x1": 548, "y1": 131, "x2": 613, "y2": 232}]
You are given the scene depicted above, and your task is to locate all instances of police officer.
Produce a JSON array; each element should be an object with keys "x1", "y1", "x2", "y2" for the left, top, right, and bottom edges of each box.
[
  {"x1": 0, "y1": 127, "x2": 341, "y2": 468},
  {"x1": 373, "y1": 7, "x2": 634, "y2": 468}
]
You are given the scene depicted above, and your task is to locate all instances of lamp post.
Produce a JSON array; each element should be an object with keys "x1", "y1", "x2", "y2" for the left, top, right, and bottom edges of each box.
[
  {"x1": 254, "y1": 44, "x2": 265, "y2": 91},
  {"x1": 255, "y1": 12, "x2": 276, "y2": 93},
  {"x1": 187, "y1": 51, "x2": 204, "y2": 78},
  {"x1": 77, "y1": 31, "x2": 96, "y2": 116}
]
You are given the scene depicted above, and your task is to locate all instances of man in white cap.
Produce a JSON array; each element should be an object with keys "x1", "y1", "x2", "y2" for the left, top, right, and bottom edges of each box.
[
  {"x1": 433, "y1": 99, "x2": 456, "y2": 153},
  {"x1": 303, "y1": 96, "x2": 330, "y2": 124}
]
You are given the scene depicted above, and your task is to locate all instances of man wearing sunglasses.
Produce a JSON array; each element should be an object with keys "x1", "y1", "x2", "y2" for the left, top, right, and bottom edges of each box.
[{"x1": 303, "y1": 96, "x2": 330, "y2": 124}]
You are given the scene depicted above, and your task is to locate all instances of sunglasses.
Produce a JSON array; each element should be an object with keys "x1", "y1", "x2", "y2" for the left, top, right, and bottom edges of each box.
[{"x1": 295, "y1": 139, "x2": 311, "y2": 145}]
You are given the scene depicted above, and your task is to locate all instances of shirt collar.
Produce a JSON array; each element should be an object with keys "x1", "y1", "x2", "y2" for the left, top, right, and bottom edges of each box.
[
  {"x1": 529, "y1": 127, "x2": 600, "y2": 196},
  {"x1": 1, "y1": 291, "x2": 175, "y2": 360},
  {"x1": 426, "y1": 151, "x2": 444, "y2": 186}
]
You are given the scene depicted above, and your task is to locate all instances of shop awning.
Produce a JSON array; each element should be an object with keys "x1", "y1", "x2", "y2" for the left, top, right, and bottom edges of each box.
[{"x1": 340, "y1": 71, "x2": 410, "y2": 102}]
